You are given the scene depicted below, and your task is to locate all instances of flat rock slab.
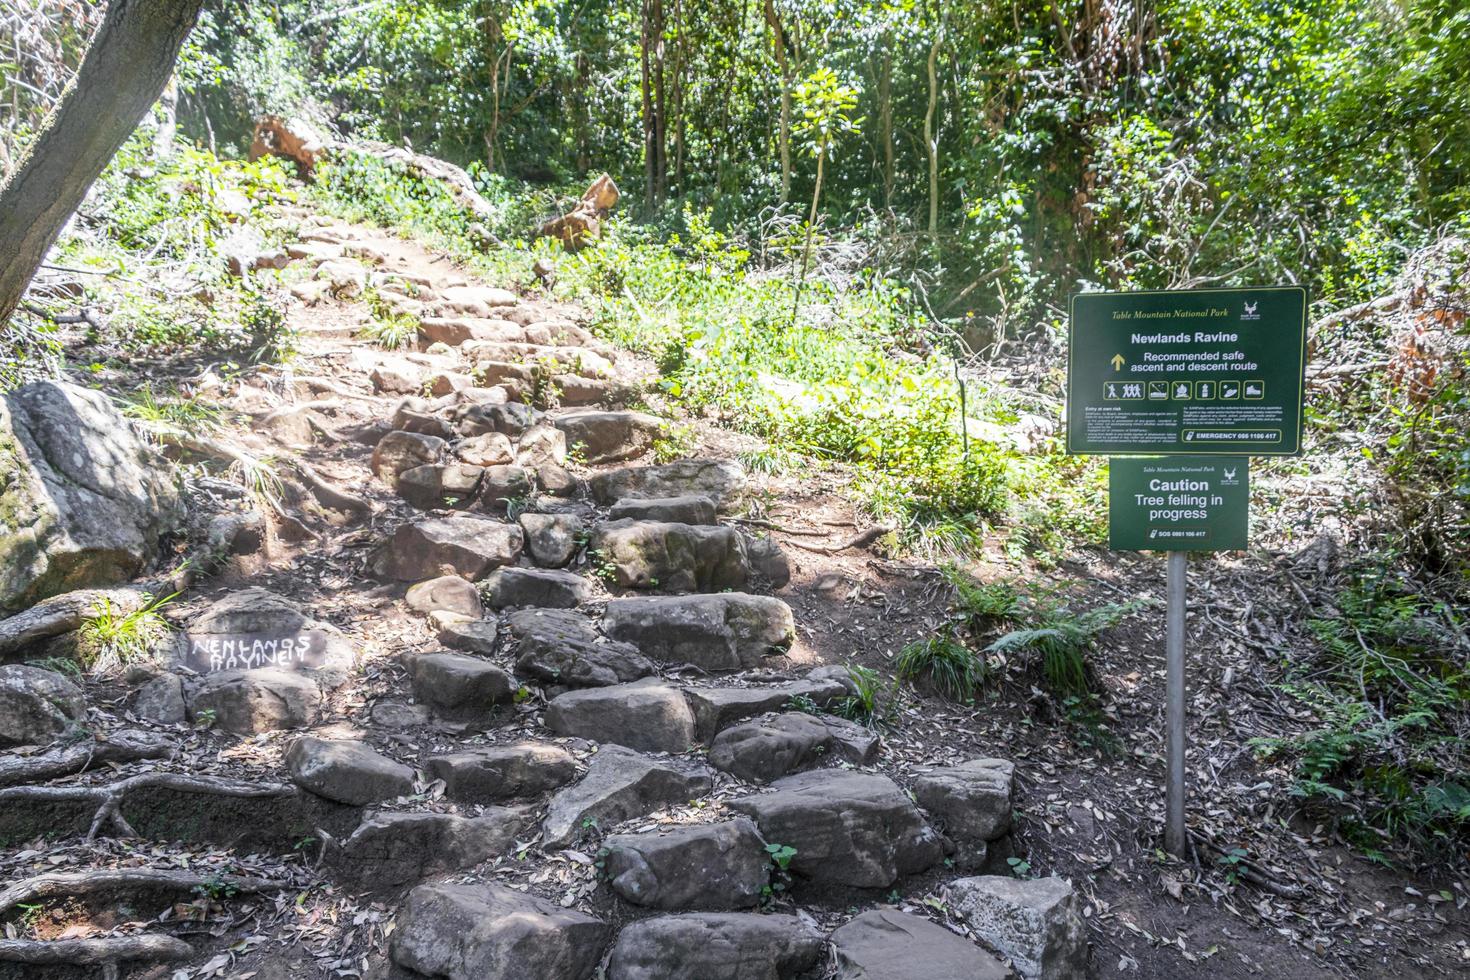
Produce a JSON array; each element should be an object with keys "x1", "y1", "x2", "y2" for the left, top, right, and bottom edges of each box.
[
  {"x1": 372, "y1": 517, "x2": 523, "y2": 581},
  {"x1": 553, "y1": 410, "x2": 665, "y2": 464},
  {"x1": 371, "y1": 429, "x2": 446, "y2": 483},
  {"x1": 332, "y1": 809, "x2": 528, "y2": 888},
  {"x1": 709, "y1": 711, "x2": 880, "y2": 782},
  {"x1": 589, "y1": 459, "x2": 747, "y2": 511},
  {"x1": 392, "y1": 882, "x2": 608, "y2": 980},
  {"x1": 945, "y1": 876, "x2": 1088, "y2": 980},
  {"x1": 438, "y1": 618, "x2": 499, "y2": 654},
  {"x1": 0, "y1": 665, "x2": 85, "y2": 748},
  {"x1": 410, "y1": 652, "x2": 514, "y2": 719},
  {"x1": 518, "y1": 512, "x2": 585, "y2": 567},
  {"x1": 607, "y1": 494, "x2": 717, "y2": 524},
  {"x1": 176, "y1": 588, "x2": 356, "y2": 689},
  {"x1": 405, "y1": 575, "x2": 484, "y2": 618},
  {"x1": 912, "y1": 758, "x2": 1015, "y2": 844},
  {"x1": 683, "y1": 680, "x2": 848, "y2": 741},
  {"x1": 545, "y1": 679, "x2": 697, "y2": 754},
  {"x1": 427, "y1": 742, "x2": 578, "y2": 803},
  {"x1": 460, "y1": 401, "x2": 539, "y2": 438},
  {"x1": 602, "y1": 818, "x2": 769, "y2": 910},
  {"x1": 397, "y1": 462, "x2": 484, "y2": 509},
  {"x1": 831, "y1": 909, "x2": 1010, "y2": 980},
  {"x1": 507, "y1": 609, "x2": 655, "y2": 688},
  {"x1": 590, "y1": 520, "x2": 749, "y2": 592},
  {"x1": 606, "y1": 913, "x2": 824, "y2": 980},
  {"x1": 286, "y1": 736, "x2": 414, "y2": 805},
  {"x1": 602, "y1": 594, "x2": 794, "y2": 672},
  {"x1": 186, "y1": 668, "x2": 321, "y2": 734},
  {"x1": 729, "y1": 770, "x2": 944, "y2": 888},
  {"x1": 486, "y1": 567, "x2": 590, "y2": 609},
  {"x1": 542, "y1": 745, "x2": 713, "y2": 848}
]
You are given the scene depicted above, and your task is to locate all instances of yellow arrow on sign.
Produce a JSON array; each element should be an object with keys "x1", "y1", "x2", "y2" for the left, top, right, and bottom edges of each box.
[{"x1": 1110, "y1": 353, "x2": 1125, "y2": 371}]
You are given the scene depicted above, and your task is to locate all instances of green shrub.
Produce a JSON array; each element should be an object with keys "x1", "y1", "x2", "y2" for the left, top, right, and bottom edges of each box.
[
  {"x1": 985, "y1": 597, "x2": 1151, "y2": 695},
  {"x1": 896, "y1": 633, "x2": 988, "y2": 702}
]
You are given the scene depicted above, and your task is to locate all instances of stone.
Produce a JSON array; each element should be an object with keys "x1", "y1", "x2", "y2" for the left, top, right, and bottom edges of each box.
[
  {"x1": 405, "y1": 575, "x2": 484, "y2": 618},
  {"x1": 459, "y1": 401, "x2": 538, "y2": 438},
  {"x1": 553, "y1": 411, "x2": 665, "y2": 465},
  {"x1": 729, "y1": 770, "x2": 944, "y2": 888},
  {"x1": 602, "y1": 818, "x2": 768, "y2": 910},
  {"x1": 455, "y1": 432, "x2": 514, "y2": 466},
  {"x1": 515, "y1": 424, "x2": 567, "y2": 467},
  {"x1": 545, "y1": 679, "x2": 696, "y2": 754},
  {"x1": 131, "y1": 672, "x2": 186, "y2": 724},
  {"x1": 332, "y1": 809, "x2": 528, "y2": 888},
  {"x1": 602, "y1": 594, "x2": 793, "y2": 672},
  {"x1": 370, "y1": 365, "x2": 422, "y2": 395},
  {"x1": 187, "y1": 668, "x2": 321, "y2": 734},
  {"x1": 606, "y1": 913, "x2": 824, "y2": 980},
  {"x1": 590, "y1": 520, "x2": 749, "y2": 592},
  {"x1": 541, "y1": 745, "x2": 714, "y2": 848},
  {"x1": 709, "y1": 712, "x2": 880, "y2": 782},
  {"x1": 435, "y1": 619, "x2": 497, "y2": 656},
  {"x1": 417, "y1": 316, "x2": 523, "y2": 347},
  {"x1": 0, "y1": 382, "x2": 184, "y2": 613},
  {"x1": 536, "y1": 462, "x2": 578, "y2": 496},
  {"x1": 176, "y1": 588, "x2": 356, "y2": 689},
  {"x1": 371, "y1": 430, "x2": 446, "y2": 484},
  {"x1": 370, "y1": 700, "x2": 430, "y2": 729},
  {"x1": 391, "y1": 403, "x2": 456, "y2": 440},
  {"x1": 589, "y1": 459, "x2": 746, "y2": 511},
  {"x1": 315, "y1": 257, "x2": 368, "y2": 298},
  {"x1": 391, "y1": 882, "x2": 608, "y2": 980},
  {"x1": 479, "y1": 464, "x2": 535, "y2": 512},
  {"x1": 553, "y1": 375, "x2": 621, "y2": 406},
  {"x1": 410, "y1": 653, "x2": 514, "y2": 718},
  {"x1": 397, "y1": 462, "x2": 484, "y2": 510},
  {"x1": 476, "y1": 360, "x2": 535, "y2": 388},
  {"x1": 0, "y1": 665, "x2": 85, "y2": 747},
  {"x1": 425, "y1": 371, "x2": 476, "y2": 396},
  {"x1": 519, "y1": 512, "x2": 585, "y2": 568},
  {"x1": 524, "y1": 321, "x2": 597, "y2": 347},
  {"x1": 507, "y1": 609, "x2": 656, "y2": 689},
  {"x1": 682, "y1": 680, "x2": 848, "y2": 741},
  {"x1": 486, "y1": 567, "x2": 590, "y2": 609},
  {"x1": 830, "y1": 909, "x2": 1010, "y2": 980},
  {"x1": 912, "y1": 759, "x2": 1015, "y2": 845},
  {"x1": 427, "y1": 742, "x2": 578, "y2": 802},
  {"x1": 438, "y1": 284, "x2": 520, "y2": 314},
  {"x1": 608, "y1": 494, "x2": 717, "y2": 524},
  {"x1": 945, "y1": 876, "x2": 1088, "y2": 980},
  {"x1": 745, "y1": 534, "x2": 792, "y2": 588},
  {"x1": 285, "y1": 736, "x2": 415, "y2": 805},
  {"x1": 372, "y1": 517, "x2": 523, "y2": 581}
]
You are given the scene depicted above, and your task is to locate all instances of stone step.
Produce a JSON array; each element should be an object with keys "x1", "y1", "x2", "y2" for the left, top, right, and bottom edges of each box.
[
  {"x1": 329, "y1": 808, "x2": 528, "y2": 889},
  {"x1": 945, "y1": 876, "x2": 1088, "y2": 980},
  {"x1": 466, "y1": 340, "x2": 614, "y2": 378},
  {"x1": 601, "y1": 817, "x2": 768, "y2": 910},
  {"x1": 417, "y1": 315, "x2": 523, "y2": 347},
  {"x1": 601, "y1": 593, "x2": 794, "y2": 672},
  {"x1": 506, "y1": 608, "x2": 656, "y2": 688},
  {"x1": 589, "y1": 519, "x2": 749, "y2": 592},
  {"x1": 485, "y1": 567, "x2": 591, "y2": 609},
  {"x1": 408, "y1": 652, "x2": 514, "y2": 722},
  {"x1": 831, "y1": 909, "x2": 1011, "y2": 980},
  {"x1": 541, "y1": 744, "x2": 713, "y2": 849},
  {"x1": 372, "y1": 516, "x2": 523, "y2": 581},
  {"x1": 708, "y1": 711, "x2": 880, "y2": 782},
  {"x1": 589, "y1": 458, "x2": 747, "y2": 510},
  {"x1": 552, "y1": 410, "x2": 665, "y2": 464},
  {"x1": 544, "y1": 678, "x2": 696, "y2": 753},
  {"x1": 426, "y1": 741, "x2": 578, "y2": 803},
  {"x1": 912, "y1": 758, "x2": 1016, "y2": 870},
  {"x1": 606, "y1": 913, "x2": 824, "y2": 980},
  {"x1": 285, "y1": 736, "x2": 414, "y2": 805},
  {"x1": 518, "y1": 512, "x2": 586, "y2": 567},
  {"x1": 682, "y1": 679, "x2": 848, "y2": 741},
  {"x1": 607, "y1": 494, "x2": 717, "y2": 524}
]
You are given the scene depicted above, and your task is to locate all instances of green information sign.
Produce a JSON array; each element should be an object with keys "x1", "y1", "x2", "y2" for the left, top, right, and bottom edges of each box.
[
  {"x1": 1109, "y1": 456, "x2": 1249, "y2": 551},
  {"x1": 1067, "y1": 286, "x2": 1307, "y2": 455}
]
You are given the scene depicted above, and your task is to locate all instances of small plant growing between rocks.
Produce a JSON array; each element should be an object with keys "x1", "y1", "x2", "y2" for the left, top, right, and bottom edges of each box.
[
  {"x1": 832, "y1": 664, "x2": 886, "y2": 724},
  {"x1": 651, "y1": 423, "x2": 699, "y2": 464},
  {"x1": 75, "y1": 591, "x2": 176, "y2": 674}
]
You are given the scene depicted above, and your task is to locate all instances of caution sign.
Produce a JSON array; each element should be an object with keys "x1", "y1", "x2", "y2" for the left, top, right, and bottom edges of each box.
[
  {"x1": 1067, "y1": 287, "x2": 1307, "y2": 455},
  {"x1": 1109, "y1": 456, "x2": 1248, "y2": 551}
]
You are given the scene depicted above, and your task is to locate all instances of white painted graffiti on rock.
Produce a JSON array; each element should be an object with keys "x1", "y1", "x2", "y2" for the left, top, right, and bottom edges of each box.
[{"x1": 181, "y1": 630, "x2": 332, "y2": 673}]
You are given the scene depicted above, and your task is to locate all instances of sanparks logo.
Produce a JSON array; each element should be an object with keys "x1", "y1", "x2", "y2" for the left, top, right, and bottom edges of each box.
[{"x1": 1241, "y1": 300, "x2": 1260, "y2": 321}]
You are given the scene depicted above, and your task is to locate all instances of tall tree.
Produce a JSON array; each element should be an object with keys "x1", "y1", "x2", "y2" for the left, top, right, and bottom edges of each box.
[{"x1": 0, "y1": 0, "x2": 204, "y2": 325}]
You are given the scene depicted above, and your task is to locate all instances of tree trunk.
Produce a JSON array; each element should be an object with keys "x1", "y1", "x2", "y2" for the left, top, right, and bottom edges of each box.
[
  {"x1": 879, "y1": 52, "x2": 893, "y2": 209},
  {"x1": 764, "y1": 0, "x2": 793, "y2": 204},
  {"x1": 925, "y1": 30, "x2": 941, "y2": 237},
  {"x1": 641, "y1": 0, "x2": 656, "y2": 209},
  {"x1": 0, "y1": 0, "x2": 205, "y2": 325},
  {"x1": 652, "y1": 0, "x2": 667, "y2": 204}
]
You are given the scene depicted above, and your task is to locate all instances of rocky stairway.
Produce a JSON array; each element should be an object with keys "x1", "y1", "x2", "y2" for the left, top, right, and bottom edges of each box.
[{"x1": 0, "y1": 213, "x2": 1088, "y2": 980}]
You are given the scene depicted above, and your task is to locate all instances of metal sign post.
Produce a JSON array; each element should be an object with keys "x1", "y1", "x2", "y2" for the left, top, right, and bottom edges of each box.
[{"x1": 1066, "y1": 286, "x2": 1306, "y2": 861}]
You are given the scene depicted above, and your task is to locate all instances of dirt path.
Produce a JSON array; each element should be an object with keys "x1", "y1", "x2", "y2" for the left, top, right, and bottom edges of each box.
[{"x1": 2, "y1": 202, "x2": 1462, "y2": 980}]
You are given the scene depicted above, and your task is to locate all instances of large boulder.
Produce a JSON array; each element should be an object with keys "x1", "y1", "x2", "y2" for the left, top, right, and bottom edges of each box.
[
  {"x1": 405, "y1": 575, "x2": 484, "y2": 618},
  {"x1": 682, "y1": 680, "x2": 847, "y2": 741},
  {"x1": 602, "y1": 818, "x2": 769, "y2": 910},
  {"x1": 427, "y1": 742, "x2": 579, "y2": 803},
  {"x1": 542, "y1": 745, "x2": 713, "y2": 848},
  {"x1": 590, "y1": 520, "x2": 749, "y2": 592},
  {"x1": 545, "y1": 679, "x2": 697, "y2": 754},
  {"x1": 174, "y1": 588, "x2": 357, "y2": 689},
  {"x1": 372, "y1": 517, "x2": 523, "y2": 580},
  {"x1": 506, "y1": 609, "x2": 655, "y2": 688},
  {"x1": 186, "y1": 668, "x2": 321, "y2": 734},
  {"x1": 912, "y1": 758, "x2": 1015, "y2": 851},
  {"x1": 391, "y1": 882, "x2": 609, "y2": 980},
  {"x1": 409, "y1": 652, "x2": 514, "y2": 720},
  {"x1": 370, "y1": 430, "x2": 446, "y2": 484},
  {"x1": 729, "y1": 770, "x2": 944, "y2": 888},
  {"x1": 589, "y1": 459, "x2": 746, "y2": 511},
  {"x1": 331, "y1": 809, "x2": 528, "y2": 888},
  {"x1": 708, "y1": 711, "x2": 880, "y2": 782},
  {"x1": 553, "y1": 410, "x2": 664, "y2": 464},
  {"x1": 0, "y1": 664, "x2": 86, "y2": 747},
  {"x1": 0, "y1": 381, "x2": 183, "y2": 613},
  {"x1": 602, "y1": 594, "x2": 794, "y2": 672},
  {"x1": 485, "y1": 567, "x2": 590, "y2": 609},
  {"x1": 285, "y1": 736, "x2": 414, "y2": 805},
  {"x1": 606, "y1": 913, "x2": 824, "y2": 980},
  {"x1": 830, "y1": 909, "x2": 1010, "y2": 980},
  {"x1": 518, "y1": 512, "x2": 585, "y2": 568},
  {"x1": 945, "y1": 876, "x2": 1088, "y2": 980}
]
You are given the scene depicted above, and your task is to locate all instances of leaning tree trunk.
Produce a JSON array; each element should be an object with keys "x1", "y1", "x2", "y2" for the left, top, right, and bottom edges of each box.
[{"x1": 0, "y1": 0, "x2": 204, "y2": 324}]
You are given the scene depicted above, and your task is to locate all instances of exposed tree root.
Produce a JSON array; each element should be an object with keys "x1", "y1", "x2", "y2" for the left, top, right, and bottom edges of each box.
[
  {"x1": 0, "y1": 868, "x2": 286, "y2": 916},
  {"x1": 0, "y1": 934, "x2": 193, "y2": 967},
  {"x1": 786, "y1": 523, "x2": 897, "y2": 555},
  {"x1": 0, "y1": 773, "x2": 295, "y2": 841},
  {"x1": 0, "y1": 731, "x2": 174, "y2": 787}
]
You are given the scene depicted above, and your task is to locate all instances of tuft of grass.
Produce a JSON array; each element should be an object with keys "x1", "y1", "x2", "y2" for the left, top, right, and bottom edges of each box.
[
  {"x1": 896, "y1": 633, "x2": 988, "y2": 702},
  {"x1": 122, "y1": 385, "x2": 228, "y2": 433},
  {"x1": 832, "y1": 663, "x2": 887, "y2": 725},
  {"x1": 651, "y1": 423, "x2": 699, "y2": 464},
  {"x1": 76, "y1": 592, "x2": 176, "y2": 674}
]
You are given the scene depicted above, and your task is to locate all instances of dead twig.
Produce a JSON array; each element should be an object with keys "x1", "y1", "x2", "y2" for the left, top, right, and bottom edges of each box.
[{"x1": 0, "y1": 934, "x2": 193, "y2": 968}]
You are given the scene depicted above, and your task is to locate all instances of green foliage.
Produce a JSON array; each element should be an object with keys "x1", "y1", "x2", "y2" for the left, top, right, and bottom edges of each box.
[
  {"x1": 121, "y1": 385, "x2": 228, "y2": 433},
  {"x1": 832, "y1": 664, "x2": 885, "y2": 725},
  {"x1": 764, "y1": 842, "x2": 797, "y2": 872},
  {"x1": 1251, "y1": 566, "x2": 1470, "y2": 859},
  {"x1": 360, "y1": 292, "x2": 419, "y2": 350},
  {"x1": 985, "y1": 597, "x2": 1151, "y2": 696},
  {"x1": 76, "y1": 592, "x2": 176, "y2": 675},
  {"x1": 896, "y1": 633, "x2": 987, "y2": 703}
]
